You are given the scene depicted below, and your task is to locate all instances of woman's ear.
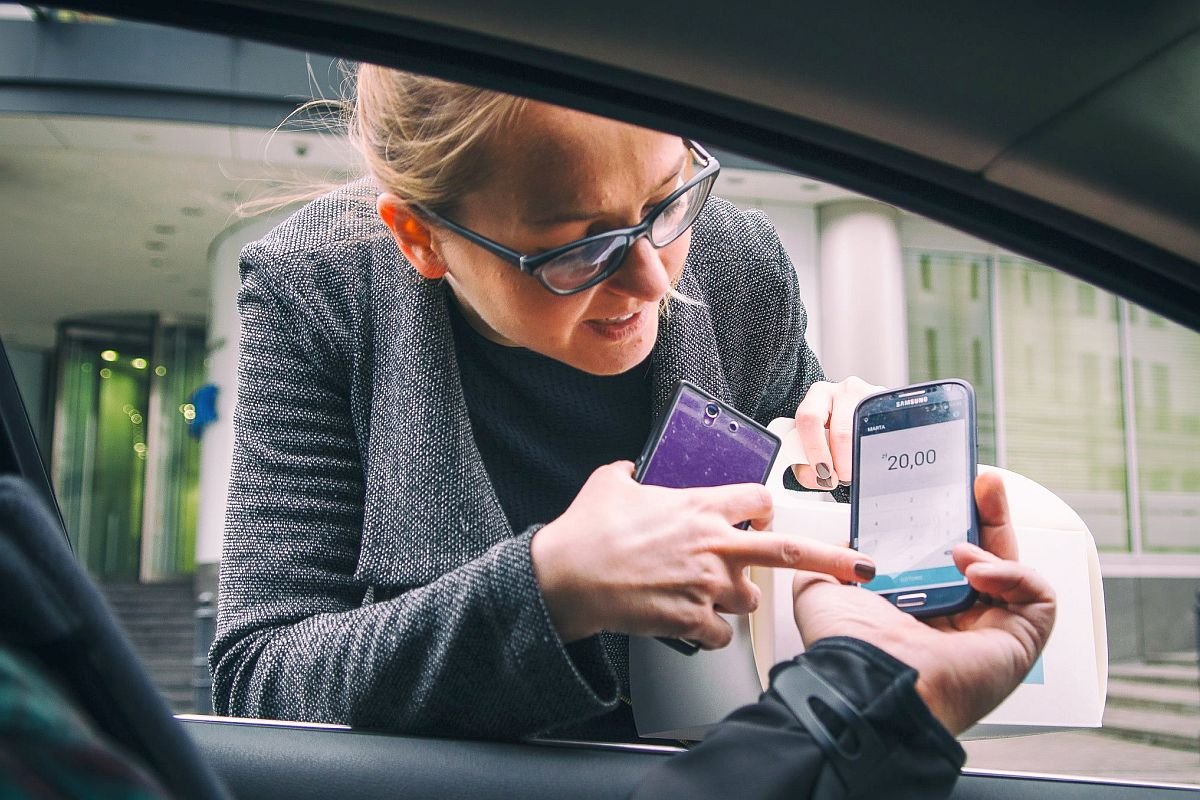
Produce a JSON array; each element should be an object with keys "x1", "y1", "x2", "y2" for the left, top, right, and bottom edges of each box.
[{"x1": 377, "y1": 194, "x2": 448, "y2": 279}]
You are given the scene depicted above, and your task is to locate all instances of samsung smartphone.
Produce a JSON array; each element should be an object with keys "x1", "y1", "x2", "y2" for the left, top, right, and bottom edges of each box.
[
  {"x1": 850, "y1": 379, "x2": 979, "y2": 617},
  {"x1": 635, "y1": 380, "x2": 781, "y2": 653}
]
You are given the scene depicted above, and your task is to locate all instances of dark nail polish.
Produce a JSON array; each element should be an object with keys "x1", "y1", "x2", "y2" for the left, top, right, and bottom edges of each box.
[
  {"x1": 815, "y1": 462, "x2": 832, "y2": 480},
  {"x1": 817, "y1": 476, "x2": 833, "y2": 489},
  {"x1": 853, "y1": 561, "x2": 876, "y2": 581},
  {"x1": 838, "y1": 480, "x2": 852, "y2": 487}
]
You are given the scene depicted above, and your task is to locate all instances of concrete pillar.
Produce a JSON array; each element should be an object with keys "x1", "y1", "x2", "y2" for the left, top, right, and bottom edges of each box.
[
  {"x1": 816, "y1": 200, "x2": 908, "y2": 387},
  {"x1": 193, "y1": 213, "x2": 284, "y2": 594}
]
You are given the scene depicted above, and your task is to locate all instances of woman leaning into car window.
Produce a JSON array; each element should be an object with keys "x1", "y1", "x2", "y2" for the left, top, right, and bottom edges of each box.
[{"x1": 209, "y1": 65, "x2": 885, "y2": 741}]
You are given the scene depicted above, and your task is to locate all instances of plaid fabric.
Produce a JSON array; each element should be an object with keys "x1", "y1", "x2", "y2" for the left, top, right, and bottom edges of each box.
[
  {"x1": 211, "y1": 179, "x2": 828, "y2": 739},
  {"x1": 0, "y1": 644, "x2": 168, "y2": 799}
]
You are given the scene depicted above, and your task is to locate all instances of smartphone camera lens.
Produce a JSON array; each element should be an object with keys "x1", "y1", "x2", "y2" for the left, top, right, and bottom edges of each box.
[
  {"x1": 728, "y1": 420, "x2": 740, "y2": 433},
  {"x1": 704, "y1": 403, "x2": 720, "y2": 419}
]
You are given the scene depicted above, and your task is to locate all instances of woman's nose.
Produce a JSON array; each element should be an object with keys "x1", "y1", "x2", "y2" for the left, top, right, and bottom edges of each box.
[{"x1": 607, "y1": 237, "x2": 672, "y2": 301}]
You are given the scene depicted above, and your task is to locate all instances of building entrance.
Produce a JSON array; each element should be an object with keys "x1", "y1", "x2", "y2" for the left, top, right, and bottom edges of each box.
[{"x1": 51, "y1": 314, "x2": 205, "y2": 582}]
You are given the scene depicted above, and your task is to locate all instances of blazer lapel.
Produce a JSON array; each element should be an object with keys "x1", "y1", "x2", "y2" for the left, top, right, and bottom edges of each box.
[
  {"x1": 650, "y1": 265, "x2": 731, "y2": 414},
  {"x1": 357, "y1": 256, "x2": 510, "y2": 589},
  {"x1": 357, "y1": 252, "x2": 729, "y2": 589}
]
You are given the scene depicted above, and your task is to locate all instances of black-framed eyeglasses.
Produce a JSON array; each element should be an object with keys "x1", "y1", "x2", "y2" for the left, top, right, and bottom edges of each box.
[{"x1": 414, "y1": 140, "x2": 720, "y2": 295}]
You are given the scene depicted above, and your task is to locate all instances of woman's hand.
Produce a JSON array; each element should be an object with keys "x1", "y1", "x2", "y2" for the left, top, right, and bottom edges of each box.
[
  {"x1": 791, "y1": 377, "x2": 884, "y2": 489},
  {"x1": 531, "y1": 461, "x2": 876, "y2": 648},
  {"x1": 789, "y1": 472, "x2": 1056, "y2": 735}
]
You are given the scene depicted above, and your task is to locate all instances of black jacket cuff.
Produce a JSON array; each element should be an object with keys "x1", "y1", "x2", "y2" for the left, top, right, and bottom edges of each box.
[{"x1": 631, "y1": 636, "x2": 964, "y2": 800}]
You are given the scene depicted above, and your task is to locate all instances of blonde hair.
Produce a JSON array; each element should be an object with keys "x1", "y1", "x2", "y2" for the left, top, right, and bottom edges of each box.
[
  {"x1": 237, "y1": 65, "x2": 528, "y2": 217},
  {"x1": 349, "y1": 65, "x2": 529, "y2": 212},
  {"x1": 352, "y1": 65, "x2": 701, "y2": 312},
  {"x1": 246, "y1": 64, "x2": 702, "y2": 311}
]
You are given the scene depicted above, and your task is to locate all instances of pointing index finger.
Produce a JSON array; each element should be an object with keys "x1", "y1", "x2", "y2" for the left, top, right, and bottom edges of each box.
[{"x1": 711, "y1": 530, "x2": 871, "y2": 583}]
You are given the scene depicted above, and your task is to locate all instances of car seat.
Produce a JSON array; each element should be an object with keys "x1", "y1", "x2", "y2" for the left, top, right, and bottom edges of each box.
[{"x1": 0, "y1": 475, "x2": 230, "y2": 800}]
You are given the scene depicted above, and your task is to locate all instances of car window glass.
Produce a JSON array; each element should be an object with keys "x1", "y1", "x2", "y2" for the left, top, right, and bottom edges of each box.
[
  {"x1": 0, "y1": 8, "x2": 355, "y2": 714},
  {"x1": 1, "y1": 9, "x2": 1197, "y2": 787}
]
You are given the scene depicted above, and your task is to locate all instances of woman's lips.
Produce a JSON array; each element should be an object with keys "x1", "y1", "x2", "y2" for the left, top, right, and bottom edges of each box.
[{"x1": 584, "y1": 308, "x2": 645, "y2": 340}]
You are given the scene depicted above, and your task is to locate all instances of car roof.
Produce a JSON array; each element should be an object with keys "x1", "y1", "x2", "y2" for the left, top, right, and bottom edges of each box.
[
  {"x1": 333, "y1": 0, "x2": 1200, "y2": 261},
  {"x1": 70, "y1": 0, "x2": 1200, "y2": 328}
]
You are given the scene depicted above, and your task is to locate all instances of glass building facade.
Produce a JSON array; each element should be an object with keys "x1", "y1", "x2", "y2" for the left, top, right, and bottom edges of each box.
[
  {"x1": 904, "y1": 249, "x2": 1200, "y2": 555},
  {"x1": 50, "y1": 315, "x2": 206, "y2": 581}
]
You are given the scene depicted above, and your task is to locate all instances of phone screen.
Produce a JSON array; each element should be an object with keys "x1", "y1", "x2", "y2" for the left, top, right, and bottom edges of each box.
[{"x1": 854, "y1": 384, "x2": 974, "y2": 594}]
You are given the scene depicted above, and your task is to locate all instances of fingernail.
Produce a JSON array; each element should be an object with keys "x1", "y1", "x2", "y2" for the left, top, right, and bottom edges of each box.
[
  {"x1": 838, "y1": 480, "x2": 852, "y2": 487},
  {"x1": 815, "y1": 462, "x2": 832, "y2": 480},
  {"x1": 816, "y1": 476, "x2": 834, "y2": 489},
  {"x1": 853, "y1": 561, "x2": 876, "y2": 581}
]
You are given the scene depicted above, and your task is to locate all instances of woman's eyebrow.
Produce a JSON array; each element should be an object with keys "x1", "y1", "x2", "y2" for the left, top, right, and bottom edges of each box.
[{"x1": 526, "y1": 153, "x2": 688, "y2": 228}]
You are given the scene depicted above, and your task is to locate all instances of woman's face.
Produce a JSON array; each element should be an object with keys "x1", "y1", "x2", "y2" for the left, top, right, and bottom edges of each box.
[{"x1": 433, "y1": 105, "x2": 693, "y2": 375}]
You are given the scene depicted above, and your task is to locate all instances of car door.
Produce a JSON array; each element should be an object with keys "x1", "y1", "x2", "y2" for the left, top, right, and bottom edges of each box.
[{"x1": 2, "y1": 1, "x2": 1199, "y2": 798}]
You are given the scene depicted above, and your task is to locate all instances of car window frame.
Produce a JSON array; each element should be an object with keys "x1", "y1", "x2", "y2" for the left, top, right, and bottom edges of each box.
[
  {"x1": 68, "y1": 0, "x2": 1200, "y2": 334},
  {"x1": 4, "y1": 3, "x2": 1200, "y2": 796}
]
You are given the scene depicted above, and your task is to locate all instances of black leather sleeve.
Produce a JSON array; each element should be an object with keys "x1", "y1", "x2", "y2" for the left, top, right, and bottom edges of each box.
[{"x1": 630, "y1": 637, "x2": 965, "y2": 800}]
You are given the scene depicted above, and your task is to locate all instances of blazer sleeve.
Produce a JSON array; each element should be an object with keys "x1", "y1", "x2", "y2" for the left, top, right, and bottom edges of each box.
[
  {"x1": 209, "y1": 264, "x2": 619, "y2": 739},
  {"x1": 631, "y1": 638, "x2": 965, "y2": 800}
]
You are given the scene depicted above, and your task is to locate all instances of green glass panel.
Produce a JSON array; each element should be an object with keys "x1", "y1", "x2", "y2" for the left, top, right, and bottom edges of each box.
[
  {"x1": 52, "y1": 332, "x2": 150, "y2": 579},
  {"x1": 50, "y1": 319, "x2": 204, "y2": 581},
  {"x1": 994, "y1": 258, "x2": 1130, "y2": 552},
  {"x1": 141, "y1": 323, "x2": 206, "y2": 579},
  {"x1": 1127, "y1": 309, "x2": 1200, "y2": 552}
]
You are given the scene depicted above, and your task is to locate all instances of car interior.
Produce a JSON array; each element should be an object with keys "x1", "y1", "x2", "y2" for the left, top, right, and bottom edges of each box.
[{"x1": 2, "y1": 1, "x2": 1199, "y2": 798}]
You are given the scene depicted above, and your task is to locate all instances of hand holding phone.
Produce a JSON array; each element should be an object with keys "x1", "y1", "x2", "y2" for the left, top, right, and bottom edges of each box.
[
  {"x1": 635, "y1": 381, "x2": 780, "y2": 652},
  {"x1": 850, "y1": 380, "x2": 979, "y2": 617},
  {"x1": 533, "y1": 381, "x2": 872, "y2": 650},
  {"x1": 794, "y1": 470, "x2": 1056, "y2": 735}
]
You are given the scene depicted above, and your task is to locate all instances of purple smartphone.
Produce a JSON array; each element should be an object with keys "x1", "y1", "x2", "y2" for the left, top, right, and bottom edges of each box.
[{"x1": 635, "y1": 381, "x2": 781, "y2": 653}]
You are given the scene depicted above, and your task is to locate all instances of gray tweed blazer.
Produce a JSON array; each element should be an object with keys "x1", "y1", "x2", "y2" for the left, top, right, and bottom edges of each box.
[{"x1": 209, "y1": 178, "x2": 828, "y2": 739}]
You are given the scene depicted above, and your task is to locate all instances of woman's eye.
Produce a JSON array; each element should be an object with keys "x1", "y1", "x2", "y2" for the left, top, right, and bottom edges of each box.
[
  {"x1": 643, "y1": 195, "x2": 674, "y2": 218},
  {"x1": 644, "y1": 176, "x2": 685, "y2": 216},
  {"x1": 660, "y1": 201, "x2": 686, "y2": 223}
]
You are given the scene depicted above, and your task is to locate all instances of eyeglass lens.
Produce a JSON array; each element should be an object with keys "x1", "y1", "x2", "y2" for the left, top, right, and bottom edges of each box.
[
  {"x1": 539, "y1": 173, "x2": 716, "y2": 293},
  {"x1": 649, "y1": 174, "x2": 714, "y2": 247},
  {"x1": 539, "y1": 236, "x2": 629, "y2": 293}
]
